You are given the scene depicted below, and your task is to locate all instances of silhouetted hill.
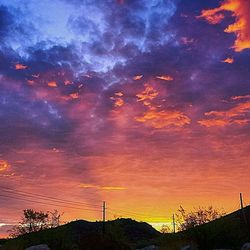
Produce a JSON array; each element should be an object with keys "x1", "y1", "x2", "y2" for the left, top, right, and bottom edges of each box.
[
  {"x1": 2, "y1": 207, "x2": 250, "y2": 249},
  {"x1": 159, "y1": 205, "x2": 250, "y2": 249},
  {"x1": 0, "y1": 239, "x2": 7, "y2": 246},
  {"x1": 1, "y1": 218, "x2": 160, "y2": 250}
]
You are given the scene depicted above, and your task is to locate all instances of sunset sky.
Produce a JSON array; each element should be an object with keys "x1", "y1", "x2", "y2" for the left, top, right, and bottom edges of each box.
[{"x1": 0, "y1": 0, "x2": 250, "y2": 237}]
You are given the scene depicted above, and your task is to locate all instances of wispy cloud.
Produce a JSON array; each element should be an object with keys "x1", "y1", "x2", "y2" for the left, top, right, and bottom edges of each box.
[
  {"x1": 79, "y1": 184, "x2": 127, "y2": 191},
  {"x1": 155, "y1": 75, "x2": 173, "y2": 81},
  {"x1": 199, "y1": 97, "x2": 250, "y2": 127}
]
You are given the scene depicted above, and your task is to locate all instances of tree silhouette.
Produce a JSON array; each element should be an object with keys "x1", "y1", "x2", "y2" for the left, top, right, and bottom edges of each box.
[
  {"x1": 49, "y1": 209, "x2": 64, "y2": 228},
  {"x1": 160, "y1": 224, "x2": 171, "y2": 234},
  {"x1": 176, "y1": 205, "x2": 225, "y2": 231},
  {"x1": 9, "y1": 209, "x2": 63, "y2": 237}
]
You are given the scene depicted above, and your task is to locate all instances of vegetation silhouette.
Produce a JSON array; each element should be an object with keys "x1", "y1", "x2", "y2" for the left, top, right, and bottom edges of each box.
[
  {"x1": 1, "y1": 206, "x2": 250, "y2": 250},
  {"x1": 8, "y1": 209, "x2": 63, "y2": 238}
]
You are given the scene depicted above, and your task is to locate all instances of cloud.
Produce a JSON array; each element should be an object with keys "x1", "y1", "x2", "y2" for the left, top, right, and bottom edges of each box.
[
  {"x1": 199, "y1": 97, "x2": 250, "y2": 127},
  {"x1": 15, "y1": 63, "x2": 28, "y2": 70},
  {"x1": 47, "y1": 81, "x2": 58, "y2": 87},
  {"x1": 0, "y1": 159, "x2": 10, "y2": 172},
  {"x1": 65, "y1": 0, "x2": 177, "y2": 74},
  {"x1": 222, "y1": 57, "x2": 234, "y2": 64},
  {"x1": 0, "y1": 76, "x2": 72, "y2": 154},
  {"x1": 135, "y1": 83, "x2": 190, "y2": 129},
  {"x1": 180, "y1": 37, "x2": 194, "y2": 45},
  {"x1": 135, "y1": 109, "x2": 191, "y2": 128},
  {"x1": 79, "y1": 183, "x2": 127, "y2": 191},
  {"x1": 198, "y1": 0, "x2": 250, "y2": 52},
  {"x1": 0, "y1": 5, "x2": 13, "y2": 41},
  {"x1": 156, "y1": 75, "x2": 174, "y2": 81},
  {"x1": 198, "y1": 119, "x2": 228, "y2": 127},
  {"x1": 110, "y1": 97, "x2": 124, "y2": 107},
  {"x1": 231, "y1": 95, "x2": 250, "y2": 100},
  {"x1": 110, "y1": 92, "x2": 125, "y2": 108},
  {"x1": 0, "y1": 159, "x2": 14, "y2": 178},
  {"x1": 136, "y1": 84, "x2": 159, "y2": 104},
  {"x1": 0, "y1": 4, "x2": 37, "y2": 49},
  {"x1": 133, "y1": 75, "x2": 143, "y2": 80}
]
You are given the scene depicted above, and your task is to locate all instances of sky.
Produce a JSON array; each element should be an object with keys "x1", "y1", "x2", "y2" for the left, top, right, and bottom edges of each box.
[{"x1": 0, "y1": 0, "x2": 250, "y2": 236}]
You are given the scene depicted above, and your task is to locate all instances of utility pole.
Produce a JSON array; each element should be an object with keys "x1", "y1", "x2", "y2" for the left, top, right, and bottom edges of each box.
[
  {"x1": 172, "y1": 213, "x2": 176, "y2": 233},
  {"x1": 102, "y1": 201, "x2": 106, "y2": 235},
  {"x1": 240, "y1": 193, "x2": 248, "y2": 226},
  {"x1": 240, "y1": 192, "x2": 244, "y2": 210}
]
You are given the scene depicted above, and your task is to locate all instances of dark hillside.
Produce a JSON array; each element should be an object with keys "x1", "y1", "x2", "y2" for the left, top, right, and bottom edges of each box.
[
  {"x1": 1, "y1": 218, "x2": 160, "y2": 250},
  {"x1": 159, "y1": 205, "x2": 250, "y2": 250},
  {"x1": 2, "y1": 207, "x2": 250, "y2": 250}
]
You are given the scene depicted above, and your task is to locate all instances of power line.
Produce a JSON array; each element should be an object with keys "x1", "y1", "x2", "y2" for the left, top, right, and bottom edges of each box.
[
  {"x1": 108, "y1": 208, "x2": 166, "y2": 219},
  {"x1": 0, "y1": 186, "x2": 101, "y2": 209},
  {"x1": 0, "y1": 185, "x2": 101, "y2": 206},
  {"x1": 0, "y1": 186, "x2": 169, "y2": 221},
  {"x1": 0, "y1": 191, "x2": 87, "y2": 209},
  {"x1": 0, "y1": 194, "x2": 102, "y2": 212},
  {"x1": 108, "y1": 207, "x2": 166, "y2": 218}
]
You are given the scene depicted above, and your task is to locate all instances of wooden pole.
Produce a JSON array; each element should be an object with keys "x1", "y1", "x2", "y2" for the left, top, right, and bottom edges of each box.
[
  {"x1": 240, "y1": 193, "x2": 248, "y2": 226},
  {"x1": 102, "y1": 201, "x2": 106, "y2": 235},
  {"x1": 173, "y1": 213, "x2": 176, "y2": 233}
]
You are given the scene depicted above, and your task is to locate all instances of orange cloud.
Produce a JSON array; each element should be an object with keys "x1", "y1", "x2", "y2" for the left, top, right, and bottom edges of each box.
[
  {"x1": 199, "y1": 0, "x2": 250, "y2": 51},
  {"x1": 110, "y1": 92, "x2": 125, "y2": 107},
  {"x1": 114, "y1": 98, "x2": 124, "y2": 107},
  {"x1": 198, "y1": 119, "x2": 228, "y2": 127},
  {"x1": 199, "y1": 9, "x2": 225, "y2": 24},
  {"x1": 136, "y1": 84, "x2": 158, "y2": 103},
  {"x1": 15, "y1": 63, "x2": 27, "y2": 70},
  {"x1": 135, "y1": 109, "x2": 191, "y2": 128},
  {"x1": 199, "y1": 99, "x2": 250, "y2": 127},
  {"x1": 222, "y1": 57, "x2": 234, "y2": 63},
  {"x1": 115, "y1": 92, "x2": 123, "y2": 97},
  {"x1": 233, "y1": 119, "x2": 250, "y2": 125},
  {"x1": 208, "y1": 102, "x2": 250, "y2": 118},
  {"x1": 48, "y1": 81, "x2": 57, "y2": 87},
  {"x1": 156, "y1": 75, "x2": 174, "y2": 81},
  {"x1": 0, "y1": 160, "x2": 10, "y2": 172},
  {"x1": 135, "y1": 84, "x2": 190, "y2": 128},
  {"x1": 133, "y1": 75, "x2": 143, "y2": 80},
  {"x1": 69, "y1": 93, "x2": 79, "y2": 99},
  {"x1": 79, "y1": 183, "x2": 127, "y2": 191}
]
